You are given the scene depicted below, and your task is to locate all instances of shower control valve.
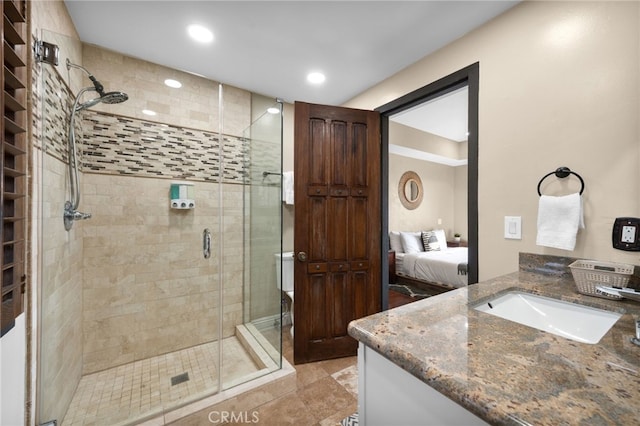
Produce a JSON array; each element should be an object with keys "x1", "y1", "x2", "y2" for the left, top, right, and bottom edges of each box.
[{"x1": 63, "y1": 204, "x2": 92, "y2": 230}]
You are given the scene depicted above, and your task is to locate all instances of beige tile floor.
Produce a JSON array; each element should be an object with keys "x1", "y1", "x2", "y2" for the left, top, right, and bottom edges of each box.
[
  {"x1": 62, "y1": 337, "x2": 263, "y2": 426},
  {"x1": 171, "y1": 325, "x2": 359, "y2": 425}
]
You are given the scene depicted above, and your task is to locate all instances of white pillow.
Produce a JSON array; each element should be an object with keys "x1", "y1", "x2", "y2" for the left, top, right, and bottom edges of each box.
[
  {"x1": 389, "y1": 231, "x2": 403, "y2": 253},
  {"x1": 400, "y1": 231, "x2": 423, "y2": 254},
  {"x1": 434, "y1": 229, "x2": 448, "y2": 250}
]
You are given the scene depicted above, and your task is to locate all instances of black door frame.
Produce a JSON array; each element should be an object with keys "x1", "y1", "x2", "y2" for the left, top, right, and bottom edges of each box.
[{"x1": 376, "y1": 62, "x2": 479, "y2": 309}]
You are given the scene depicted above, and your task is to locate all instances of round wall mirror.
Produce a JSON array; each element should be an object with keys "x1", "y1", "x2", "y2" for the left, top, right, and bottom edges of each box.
[{"x1": 398, "y1": 171, "x2": 423, "y2": 210}]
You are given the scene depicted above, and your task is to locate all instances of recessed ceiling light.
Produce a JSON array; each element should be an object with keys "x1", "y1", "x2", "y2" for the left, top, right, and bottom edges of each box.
[
  {"x1": 187, "y1": 24, "x2": 214, "y2": 43},
  {"x1": 142, "y1": 109, "x2": 157, "y2": 116},
  {"x1": 164, "y1": 79, "x2": 182, "y2": 88},
  {"x1": 307, "y1": 72, "x2": 326, "y2": 84},
  {"x1": 267, "y1": 107, "x2": 280, "y2": 114}
]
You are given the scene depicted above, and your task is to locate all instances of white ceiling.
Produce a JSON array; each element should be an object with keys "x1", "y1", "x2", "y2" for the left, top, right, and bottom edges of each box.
[
  {"x1": 64, "y1": 1, "x2": 518, "y2": 106},
  {"x1": 390, "y1": 86, "x2": 468, "y2": 142}
]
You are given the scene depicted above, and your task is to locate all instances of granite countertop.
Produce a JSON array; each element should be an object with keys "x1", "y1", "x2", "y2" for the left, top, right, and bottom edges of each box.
[{"x1": 348, "y1": 256, "x2": 640, "y2": 426}]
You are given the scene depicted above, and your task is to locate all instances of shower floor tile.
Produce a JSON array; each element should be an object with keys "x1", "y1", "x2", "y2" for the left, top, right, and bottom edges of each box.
[
  {"x1": 62, "y1": 337, "x2": 261, "y2": 426},
  {"x1": 171, "y1": 325, "x2": 359, "y2": 425}
]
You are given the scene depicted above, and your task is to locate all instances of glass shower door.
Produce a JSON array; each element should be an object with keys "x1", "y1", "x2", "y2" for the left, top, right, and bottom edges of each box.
[{"x1": 233, "y1": 98, "x2": 284, "y2": 385}]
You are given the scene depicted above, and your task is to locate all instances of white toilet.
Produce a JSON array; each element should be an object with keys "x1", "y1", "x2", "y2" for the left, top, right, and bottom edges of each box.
[{"x1": 275, "y1": 252, "x2": 294, "y2": 336}]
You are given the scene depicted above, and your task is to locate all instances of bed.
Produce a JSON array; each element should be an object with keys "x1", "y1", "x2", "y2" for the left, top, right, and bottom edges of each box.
[
  {"x1": 397, "y1": 248, "x2": 468, "y2": 289},
  {"x1": 390, "y1": 230, "x2": 468, "y2": 291}
]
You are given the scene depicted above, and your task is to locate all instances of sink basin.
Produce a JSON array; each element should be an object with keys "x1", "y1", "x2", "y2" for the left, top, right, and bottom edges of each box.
[{"x1": 474, "y1": 291, "x2": 622, "y2": 344}]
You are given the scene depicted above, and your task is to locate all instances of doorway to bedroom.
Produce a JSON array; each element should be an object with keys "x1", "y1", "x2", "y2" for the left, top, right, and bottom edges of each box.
[{"x1": 377, "y1": 63, "x2": 479, "y2": 309}]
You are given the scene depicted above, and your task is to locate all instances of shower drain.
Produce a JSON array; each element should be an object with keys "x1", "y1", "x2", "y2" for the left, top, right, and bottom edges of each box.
[{"x1": 171, "y1": 372, "x2": 190, "y2": 386}]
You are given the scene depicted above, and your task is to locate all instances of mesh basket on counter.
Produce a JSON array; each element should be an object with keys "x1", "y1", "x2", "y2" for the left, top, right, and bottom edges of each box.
[{"x1": 568, "y1": 260, "x2": 634, "y2": 300}]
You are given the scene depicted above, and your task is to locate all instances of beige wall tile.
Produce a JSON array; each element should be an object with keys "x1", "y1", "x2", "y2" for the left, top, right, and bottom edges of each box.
[
  {"x1": 39, "y1": 156, "x2": 85, "y2": 423},
  {"x1": 80, "y1": 175, "x2": 246, "y2": 373}
]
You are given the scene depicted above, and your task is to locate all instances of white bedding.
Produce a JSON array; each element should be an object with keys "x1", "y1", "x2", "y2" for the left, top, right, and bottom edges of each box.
[{"x1": 399, "y1": 247, "x2": 468, "y2": 288}]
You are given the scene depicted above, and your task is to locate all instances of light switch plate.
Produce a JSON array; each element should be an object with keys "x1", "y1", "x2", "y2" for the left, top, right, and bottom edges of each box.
[{"x1": 504, "y1": 216, "x2": 522, "y2": 240}]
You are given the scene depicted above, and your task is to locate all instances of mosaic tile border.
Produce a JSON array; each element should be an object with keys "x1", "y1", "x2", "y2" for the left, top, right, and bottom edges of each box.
[
  {"x1": 37, "y1": 62, "x2": 255, "y2": 184},
  {"x1": 81, "y1": 111, "x2": 248, "y2": 183}
]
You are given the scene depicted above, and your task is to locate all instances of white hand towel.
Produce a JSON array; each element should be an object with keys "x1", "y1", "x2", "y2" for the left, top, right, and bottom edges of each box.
[
  {"x1": 536, "y1": 192, "x2": 584, "y2": 251},
  {"x1": 282, "y1": 171, "x2": 294, "y2": 205}
]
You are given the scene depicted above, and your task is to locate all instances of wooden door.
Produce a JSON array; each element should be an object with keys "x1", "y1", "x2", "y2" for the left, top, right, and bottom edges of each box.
[{"x1": 293, "y1": 102, "x2": 381, "y2": 364}]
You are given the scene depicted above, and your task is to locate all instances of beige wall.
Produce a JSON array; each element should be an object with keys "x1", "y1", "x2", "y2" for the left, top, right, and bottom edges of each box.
[
  {"x1": 345, "y1": 1, "x2": 640, "y2": 280},
  {"x1": 389, "y1": 154, "x2": 455, "y2": 235},
  {"x1": 389, "y1": 121, "x2": 467, "y2": 240}
]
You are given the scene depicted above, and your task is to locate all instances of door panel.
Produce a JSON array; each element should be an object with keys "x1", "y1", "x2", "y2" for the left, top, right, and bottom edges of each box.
[
  {"x1": 328, "y1": 197, "x2": 348, "y2": 258},
  {"x1": 351, "y1": 198, "x2": 368, "y2": 258},
  {"x1": 330, "y1": 121, "x2": 348, "y2": 184},
  {"x1": 294, "y1": 101, "x2": 381, "y2": 364},
  {"x1": 309, "y1": 275, "x2": 327, "y2": 340},
  {"x1": 330, "y1": 272, "x2": 348, "y2": 335},
  {"x1": 309, "y1": 197, "x2": 327, "y2": 261},
  {"x1": 309, "y1": 119, "x2": 327, "y2": 183},
  {"x1": 353, "y1": 271, "x2": 368, "y2": 318}
]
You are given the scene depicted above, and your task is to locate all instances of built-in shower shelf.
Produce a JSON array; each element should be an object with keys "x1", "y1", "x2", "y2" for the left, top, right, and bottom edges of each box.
[{"x1": 1, "y1": 0, "x2": 28, "y2": 338}]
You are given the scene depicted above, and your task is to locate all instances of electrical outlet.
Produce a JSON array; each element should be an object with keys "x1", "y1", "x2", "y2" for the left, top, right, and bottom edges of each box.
[
  {"x1": 612, "y1": 217, "x2": 640, "y2": 251},
  {"x1": 622, "y1": 226, "x2": 636, "y2": 243}
]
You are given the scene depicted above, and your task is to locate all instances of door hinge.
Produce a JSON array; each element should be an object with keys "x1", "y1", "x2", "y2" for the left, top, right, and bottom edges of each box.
[{"x1": 34, "y1": 39, "x2": 60, "y2": 65}]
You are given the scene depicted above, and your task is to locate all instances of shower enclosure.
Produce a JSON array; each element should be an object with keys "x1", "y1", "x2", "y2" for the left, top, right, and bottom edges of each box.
[{"x1": 36, "y1": 30, "x2": 283, "y2": 425}]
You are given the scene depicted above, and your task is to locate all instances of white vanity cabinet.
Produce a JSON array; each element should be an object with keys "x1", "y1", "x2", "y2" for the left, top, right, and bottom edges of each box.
[{"x1": 357, "y1": 343, "x2": 489, "y2": 426}]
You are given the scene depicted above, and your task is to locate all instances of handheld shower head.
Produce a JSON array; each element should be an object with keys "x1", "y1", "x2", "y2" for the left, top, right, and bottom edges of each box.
[
  {"x1": 65, "y1": 60, "x2": 129, "y2": 230},
  {"x1": 100, "y1": 91, "x2": 128, "y2": 104},
  {"x1": 67, "y1": 58, "x2": 128, "y2": 108},
  {"x1": 75, "y1": 90, "x2": 129, "y2": 111}
]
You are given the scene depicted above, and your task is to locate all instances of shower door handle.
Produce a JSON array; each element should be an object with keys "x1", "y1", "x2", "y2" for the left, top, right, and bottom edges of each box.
[{"x1": 203, "y1": 228, "x2": 211, "y2": 259}]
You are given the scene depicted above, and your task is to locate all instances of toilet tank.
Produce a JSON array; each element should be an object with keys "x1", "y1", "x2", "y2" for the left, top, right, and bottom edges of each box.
[{"x1": 275, "y1": 252, "x2": 294, "y2": 292}]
